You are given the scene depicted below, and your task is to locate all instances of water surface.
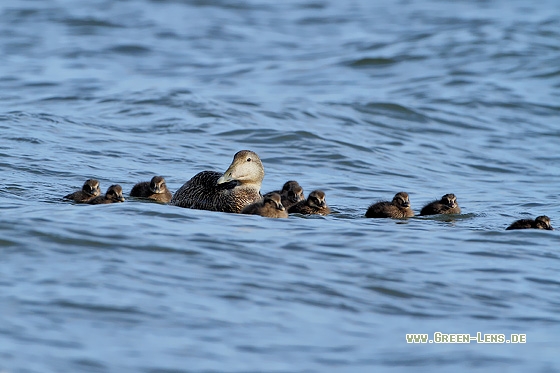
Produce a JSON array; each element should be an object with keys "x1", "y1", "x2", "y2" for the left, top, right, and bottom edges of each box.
[{"x1": 1, "y1": 0, "x2": 560, "y2": 372}]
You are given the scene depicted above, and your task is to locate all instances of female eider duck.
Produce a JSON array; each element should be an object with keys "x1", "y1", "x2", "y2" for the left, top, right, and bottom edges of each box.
[
  {"x1": 506, "y1": 215, "x2": 553, "y2": 231},
  {"x1": 241, "y1": 193, "x2": 288, "y2": 218},
  {"x1": 89, "y1": 184, "x2": 125, "y2": 205},
  {"x1": 365, "y1": 192, "x2": 414, "y2": 219},
  {"x1": 130, "y1": 176, "x2": 172, "y2": 203},
  {"x1": 64, "y1": 179, "x2": 101, "y2": 203},
  {"x1": 264, "y1": 180, "x2": 305, "y2": 210},
  {"x1": 170, "y1": 150, "x2": 264, "y2": 213},
  {"x1": 288, "y1": 190, "x2": 331, "y2": 216},
  {"x1": 420, "y1": 193, "x2": 461, "y2": 216}
]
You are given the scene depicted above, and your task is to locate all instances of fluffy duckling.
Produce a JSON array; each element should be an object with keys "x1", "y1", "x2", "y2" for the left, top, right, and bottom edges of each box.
[
  {"x1": 420, "y1": 193, "x2": 461, "y2": 216},
  {"x1": 365, "y1": 192, "x2": 414, "y2": 219},
  {"x1": 89, "y1": 185, "x2": 125, "y2": 205},
  {"x1": 264, "y1": 180, "x2": 305, "y2": 210},
  {"x1": 288, "y1": 190, "x2": 331, "y2": 216},
  {"x1": 506, "y1": 215, "x2": 553, "y2": 230},
  {"x1": 241, "y1": 193, "x2": 288, "y2": 218},
  {"x1": 170, "y1": 150, "x2": 264, "y2": 213},
  {"x1": 64, "y1": 179, "x2": 101, "y2": 203},
  {"x1": 130, "y1": 176, "x2": 172, "y2": 203}
]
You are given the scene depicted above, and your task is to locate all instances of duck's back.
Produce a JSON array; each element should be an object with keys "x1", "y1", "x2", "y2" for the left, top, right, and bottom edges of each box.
[
  {"x1": 288, "y1": 201, "x2": 331, "y2": 216},
  {"x1": 171, "y1": 171, "x2": 260, "y2": 213},
  {"x1": 88, "y1": 196, "x2": 111, "y2": 205},
  {"x1": 365, "y1": 201, "x2": 392, "y2": 218},
  {"x1": 420, "y1": 201, "x2": 461, "y2": 215},
  {"x1": 241, "y1": 201, "x2": 288, "y2": 218},
  {"x1": 419, "y1": 199, "x2": 444, "y2": 215},
  {"x1": 259, "y1": 204, "x2": 289, "y2": 218},
  {"x1": 287, "y1": 201, "x2": 309, "y2": 214},
  {"x1": 130, "y1": 181, "x2": 172, "y2": 203},
  {"x1": 130, "y1": 182, "x2": 151, "y2": 197},
  {"x1": 506, "y1": 219, "x2": 534, "y2": 230},
  {"x1": 366, "y1": 201, "x2": 412, "y2": 218},
  {"x1": 240, "y1": 201, "x2": 264, "y2": 215},
  {"x1": 64, "y1": 190, "x2": 93, "y2": 203}
]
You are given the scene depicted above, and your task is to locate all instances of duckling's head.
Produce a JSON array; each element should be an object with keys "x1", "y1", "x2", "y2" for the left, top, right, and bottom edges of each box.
[
  {"x1": 392, "y1": 192, "x2": 410, "y2": 209},
  {"x1": 441, "y1": 193, "x2": 457, "y2": 208},
  {"x1": 307, "y1": 190, "x2": 326, "y2": 208},
  {"x1": 281, "y1": 181, "x2": 300, "y2": 193},
  {"x1": 106, "y1": 185, "x2": 125, "y2": 202},
  {"x1": 149, "y1": 176, "x2": 167, "y2": 194},
  {"x1": 264, "y1": 193, "x2": 285, "y2": 211},
  {"x1": 83, "y1": 179, "x2": 101, "y2": 197},
  {"x1": 535, "y1": 215, "x2": 553, "y2": 230},
  {"x1": 217, "y1": 150, "x2": 264, "y2": 186},
  {"x1": 287, "y1": 185, "x2": 305, "y2": 204}
]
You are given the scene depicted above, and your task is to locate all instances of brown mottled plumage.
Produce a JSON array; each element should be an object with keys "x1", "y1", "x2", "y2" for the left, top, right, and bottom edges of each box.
[
  {"x1": 420, "y1": 193, "x2": 461, "y2": 216},
  {"x1": 365, "y1": 192, "x2": 414, "y2": 219},
  {"x1": 241, "y1": 193, "x2": 288, "y2": 218},
  {"x1": 130, "y1": 176, "x2": 172, "y2": 203},
  {"x1": 64, "y1": 179, "x2": 101, "y2": 203},
  {"x1": 288, "y1": 190, "x2": 331, "y2": 216},
  {"x1": 170, "y1": 150, "x2": 264, "y2": 213},
  {"x1": 88, "y1": 185, "x2": 125, "y2": 205},
  {"x1": 506, "y1": 216, "x2": 553, "y2": 231},
  {"x1": 264, "y1": 180, "x2": 305, "y2": 210}
]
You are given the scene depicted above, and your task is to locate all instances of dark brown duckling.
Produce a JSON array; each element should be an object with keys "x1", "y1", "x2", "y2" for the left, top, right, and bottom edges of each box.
[
  {"x1": 241, "y1": 193, "x2": 288, "y2": 218},
  {"x1": 64, "y1": 179, "x2": 101, "y2": 203},
  {"x1": 420, "y1": 193, "x2": 461, "y2": 216},
  {"x1": 365, "y1": 192, "x2": 414, "y2": 219},
  {"x1": 264, "y1": 180, "x2": 305, "y2": 210},
  {"x1": 506, "y1": 215, "x2": 553, "y2": 231},
  {"x1": 170, "y1": 150, "x2": 264, "y2": 213},
  {"x1": 88, "y1": 184, "x2": 125, "y2": 205},
  {"x1": 130, "y1": 176, "x2": 172, "y2": 203},
  {"x1": 288, "y1": 190, "x2": 331, "y2": 216}
]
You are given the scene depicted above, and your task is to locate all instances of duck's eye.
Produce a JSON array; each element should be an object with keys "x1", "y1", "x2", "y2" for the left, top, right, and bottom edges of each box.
[{"x1": 246, "y1": 157, "x2": 252, "y2": 162}]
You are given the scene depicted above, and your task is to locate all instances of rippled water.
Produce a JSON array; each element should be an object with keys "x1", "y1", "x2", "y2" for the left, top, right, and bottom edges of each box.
[{"x1": 1, "y1": 0, "x2": 560, "y2": 372}]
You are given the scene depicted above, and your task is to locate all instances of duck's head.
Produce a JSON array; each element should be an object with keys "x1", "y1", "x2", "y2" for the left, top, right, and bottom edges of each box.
[
  {"x1": 307, "y1": 190, "x2": 326, "y2": 208},
  {"x1": 441, "y1": 193, "x2": 457, "y2": 208},
  {"x1": 535, "y1": 215, "x2": 553, "y2": 230},
  {"x1": 217, "y1": 150, "x2": 264, "y2": 186},
  {"x1": 149, "y1": 176, "x2": 167, "y2": 194},
  {"x1": 287, "y1": 185, "x2": 305, "y2": 204},
  {"x1": 106, "y1": 184, "x2": 125, "y2": 202},
  {"x1": 393, "y1": 192, "x2": 410, "y2": 209},
  {"x1": 83, "y1": 179, "x2": 101, "y2": 197},
  {"x1": 264, "y1": 193, "x2": 285, "y2": 211}
]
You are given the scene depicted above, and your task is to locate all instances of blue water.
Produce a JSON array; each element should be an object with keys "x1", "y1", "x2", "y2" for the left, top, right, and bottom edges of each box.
[{"x1": 1, "y1": 0, "x2": 560, "y2": 372}]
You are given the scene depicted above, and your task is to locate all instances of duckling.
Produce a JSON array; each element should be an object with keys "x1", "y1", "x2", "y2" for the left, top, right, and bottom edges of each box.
[
  {"x1": 241, "y1": 193, "x2": 288, "y2": 218},
  {"x1": 420, "y1": 193, "x2": 461, "y2": 216},
  {"x1": 288, "y1": 190, "x2": 331, "y2": 216},
  {"x1": 89, "y1": 185, "x2": 125, "y2": 205},
  {"x1": 365, "y1": 192, "x2": 414, "y2": 219},
  {"x1": 264, "y1": 180, "x2": 305, "y2": 209},
  {"x1": 130, "y1": 176, "x2": 172, "y2": 203},
  {"x1": 64, "y1": 179, "x2": 101, "y2": 203},
  {"x1": 171, "y1": 150, "x2": 264, "y2": 213},
  {"x1": 506, "y1": 215, "x2": 553, "y2": 230}
]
